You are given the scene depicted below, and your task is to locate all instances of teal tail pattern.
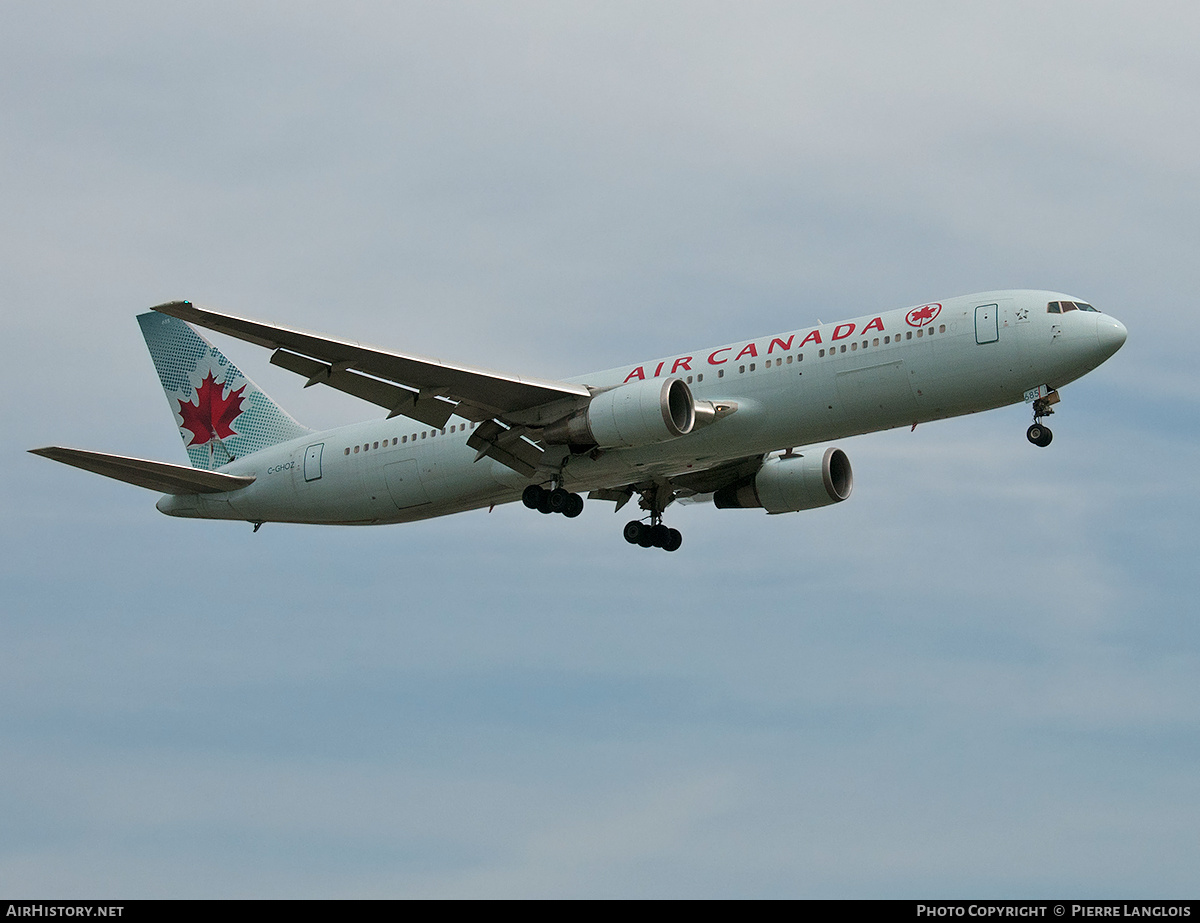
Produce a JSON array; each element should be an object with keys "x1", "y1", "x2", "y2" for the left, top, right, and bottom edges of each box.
[{"x1": 137, "y1": 311, "x2": 310, "y2": 470}]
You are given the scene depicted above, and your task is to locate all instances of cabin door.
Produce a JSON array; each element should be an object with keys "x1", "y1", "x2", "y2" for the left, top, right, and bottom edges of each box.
[
  {"x1": 304, "y1": 443, "x2": 324, "y2": 482},
  {"x1": 975, "y1": 304, "x2": 999, "y2": 344}
]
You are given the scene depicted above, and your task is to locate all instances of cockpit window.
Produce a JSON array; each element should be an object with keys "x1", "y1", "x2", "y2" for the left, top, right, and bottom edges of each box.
[{"x1": 1048, "y1": 300, "x2": 1100, "y2": 314}]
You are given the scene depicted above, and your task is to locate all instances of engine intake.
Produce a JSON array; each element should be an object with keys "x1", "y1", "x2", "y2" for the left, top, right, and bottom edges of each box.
[
  {"x1": 713, "y1": 447, "x2": 853, "y2": 513},
  {"x1": 542, "y1": 377, "x2": 696, "y2": 448}
]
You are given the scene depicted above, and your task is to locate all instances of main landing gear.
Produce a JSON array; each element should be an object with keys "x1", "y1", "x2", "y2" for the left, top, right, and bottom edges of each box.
[
  {"x1": 522, "y1": 479, "x2": 683, "y2": 552},
  {"x1": 522, "y1": 483, "x2": 584, "y2": 518},
  {"x1": 1026, "y1": 390, "x2": 1059, "y2": 448},
  {"x1": 623, "y1": 483, "x2": 682, "y2": 552},
  {"x1": 623, "y1": 520, "x2": 682, "y2": 552}
]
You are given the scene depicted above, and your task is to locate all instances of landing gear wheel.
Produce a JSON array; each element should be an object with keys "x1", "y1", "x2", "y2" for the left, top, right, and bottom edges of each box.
[
  {"x1": 522, "y1": 485, "x2": 545, "y2": 509},
  {"x1": 563, "y1": 492, "x2": 585, "y2": 518},
  {"x1": 1027, "y1": 424, "x2": 1053, "y2": 447},
  {"x1": 662, "y1": 528, "x2": 683, "y2": 552},
  {"x1": 636, "y1": 524, "x2": 656, "y2": 548},
  {"x1": 623, "y1": 521, "x2": 643, "y2": 544},
  {"x1": 650, "y1": 524, "x2": 669, "y2": 548},
  {"x1": 537, "y1": 492, "x2": 554, "y2": 514},
  {"x1": 548, "y1": 487, "x2": 571, "y2": 513}
]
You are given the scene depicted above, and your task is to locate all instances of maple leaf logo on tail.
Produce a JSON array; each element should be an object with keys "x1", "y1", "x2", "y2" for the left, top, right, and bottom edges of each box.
[
  {"x1": 138, "y1": 310, "x2": 311, "y2": 470},
  {"x1": 177, "y1": 371, "x2": 247, "y2": 447}
]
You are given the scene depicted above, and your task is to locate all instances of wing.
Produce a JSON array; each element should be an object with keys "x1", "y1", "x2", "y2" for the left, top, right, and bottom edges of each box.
[
  {"x1": 151, "y1": 301, "x2": 593, "y2": 476},
  {"x1": 587, "y1": 454, "x2": 765, "y2": 512},
  {"x1": 29, "y1": 447, "x2": 256, "y2": 495}
]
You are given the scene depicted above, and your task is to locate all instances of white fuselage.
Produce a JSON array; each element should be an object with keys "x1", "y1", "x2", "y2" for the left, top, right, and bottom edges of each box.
[{"x1": 156, "y1": 290, "x2": 1127, "y2": 525}]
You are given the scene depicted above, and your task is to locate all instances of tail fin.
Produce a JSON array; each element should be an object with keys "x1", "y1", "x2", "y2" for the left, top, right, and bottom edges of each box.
[{"x1": 137, "y1": 311, "x2": 310, "y2": 470}]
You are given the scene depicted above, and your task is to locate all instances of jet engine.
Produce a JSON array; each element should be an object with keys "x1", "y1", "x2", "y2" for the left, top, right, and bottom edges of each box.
[
  {"x1": 713, "y1": 447, "x2": 853, "y2": 513},
  {"x1": 541, "y1": 377, "x2": 696, "y2": 449}
]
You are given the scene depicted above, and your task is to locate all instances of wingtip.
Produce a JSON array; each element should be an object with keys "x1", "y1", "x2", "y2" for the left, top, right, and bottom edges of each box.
[{"x1": 150, "y1": 300, "x2": 193, "y2": 315}]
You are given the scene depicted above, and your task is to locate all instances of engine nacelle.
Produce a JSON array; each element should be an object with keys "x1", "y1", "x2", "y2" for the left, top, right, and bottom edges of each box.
[
  {"x1": 713, "y1": 447, "x2": 853, "y2": 513},
  {"x1": 542, "y1": 377, "x2": 696, "y2": 448}
]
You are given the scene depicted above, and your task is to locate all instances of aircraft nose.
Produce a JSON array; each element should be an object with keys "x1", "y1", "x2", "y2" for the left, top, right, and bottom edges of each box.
[{"x1": 1096, "y1": 315, "x2": 1128, "y2": 357}]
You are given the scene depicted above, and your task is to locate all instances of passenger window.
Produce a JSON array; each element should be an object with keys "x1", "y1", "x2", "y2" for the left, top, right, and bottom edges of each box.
[
  {"x1": 718, "y1": 369, "x2": 724, "y2": 378},
  {"x1": 739, "y1": 365, "x2": 745, "y2": 374},
  {"x1": 697, "y1": 373, "x2": 703, "y2": 382},
  {"x1": 840, "y1": 345, "x2": 846, "y2": 353},
  {"x1": 354, "y1": 445, "x2": 359, "y2": 453},
  {"x1": 873, "y1": 338, "x2": 879, "y2": 347},
  {"x1": 906, "y1": 331, "x2": 912, "y2": 340},
  {"x1": 819, "y1": 349, "x2": 826, "y2": 357},
  {"x1": 344, "y1": 447, "x2": 350, "y2": 455},
  {"x1": 749, "y1": 363, "x2": 756, "y2": 371}
]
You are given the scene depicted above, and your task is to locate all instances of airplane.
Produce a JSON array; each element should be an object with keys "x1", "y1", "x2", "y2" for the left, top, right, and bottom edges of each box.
[{"x1": 31, "y1": 290, "x2": 1126, "y2": 552}]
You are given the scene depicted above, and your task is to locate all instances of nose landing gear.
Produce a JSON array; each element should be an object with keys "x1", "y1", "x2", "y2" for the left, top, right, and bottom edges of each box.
[{"x1": 1026, "y1": 389, "x2": 1059, "y2": 447}]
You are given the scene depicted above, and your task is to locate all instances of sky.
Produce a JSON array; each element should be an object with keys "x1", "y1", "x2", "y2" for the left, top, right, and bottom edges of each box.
[{"x1": 3, "y1": 0, "x2": 1199, "y2": 898}]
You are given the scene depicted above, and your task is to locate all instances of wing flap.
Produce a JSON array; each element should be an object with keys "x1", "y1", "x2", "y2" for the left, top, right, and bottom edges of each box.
[
  {"x1": 465, "y1": 421, "x2": 543, "y2": 478},
  {"x1": 30, "y1": 447, "x2": 256, "y2": 495},
  {"x1": 269, "y1": 349, "x2": 458, "y2": 429},
  {"x1": 152, "y1": 301, "x2": 591, "y2": 422}
]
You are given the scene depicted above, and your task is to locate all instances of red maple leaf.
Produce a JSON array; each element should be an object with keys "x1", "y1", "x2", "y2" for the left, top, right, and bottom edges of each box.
[
  {"x1": 177, "y1": 371, "x2": 246, "y2": 446},
  {"x1": 907, "y1": 303, "x2": 941, "y2": 326}
]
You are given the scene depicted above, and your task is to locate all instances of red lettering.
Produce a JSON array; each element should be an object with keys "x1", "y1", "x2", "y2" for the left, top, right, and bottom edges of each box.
[
  {"x1": 624, "y1": 367, "x2": 645, "y2": 382},
  {"x1": 798, "y1": 329, "x2": 822, "y2": 347},
  {"x1": 708, "y1": 347, "x2": 731, "y2": 365},
  {"x1": 671, "y1": 357, "x2": 692, "y2": 373},
  {"x1": 735, "y1": 343, "x2": 758, "y2": 360},
  {"x1": 653, "y1": 361, "x2": 665, "y2": 377},
  {"x1": 862, "y1": 316, "x2": 884, "y2": 333},
  {"x1": 832, "y1": 323, "x2": 856, "y2": 340},
  {"x1": 768, "y1": 335, "x2": 795, "y2": 354}
]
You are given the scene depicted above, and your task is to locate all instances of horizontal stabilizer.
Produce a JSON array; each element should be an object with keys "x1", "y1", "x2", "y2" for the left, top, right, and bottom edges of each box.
[{"x1": 29, "y1": 447, "x2": 256, "y2": 495}]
